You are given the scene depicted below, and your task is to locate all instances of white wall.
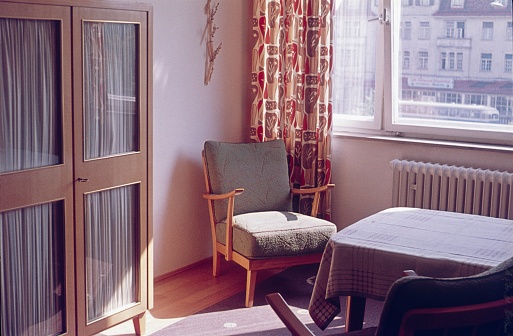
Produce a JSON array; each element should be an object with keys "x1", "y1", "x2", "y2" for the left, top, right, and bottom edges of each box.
[
  {"x1": 149, "y1": 0, "x2": 251, "y2": 277},
  {"x1": 330, "y1": 137, "x2": 513, "y2": 229},
  {"x1": 144, "y1": 0, "x2": 513, "y2": 278}
]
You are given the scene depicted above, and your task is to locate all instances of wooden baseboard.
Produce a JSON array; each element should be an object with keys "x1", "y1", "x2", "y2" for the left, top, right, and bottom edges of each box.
[{"x1": 154, "y1": 257, "x2": 212, "y2": 283}]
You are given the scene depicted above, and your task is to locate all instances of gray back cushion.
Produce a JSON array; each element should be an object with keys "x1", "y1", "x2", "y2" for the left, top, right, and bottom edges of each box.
[{"x1": 204, "y1": 140, "x2": 292, "y2": 223}]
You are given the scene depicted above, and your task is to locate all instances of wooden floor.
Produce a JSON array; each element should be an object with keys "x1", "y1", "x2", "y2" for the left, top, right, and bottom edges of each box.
[{"x1": 99, "y1": 259, "x2": 282, "y2": 335}]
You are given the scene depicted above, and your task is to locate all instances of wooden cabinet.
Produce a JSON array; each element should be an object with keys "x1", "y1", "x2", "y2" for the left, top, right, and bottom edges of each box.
[{"x1": 0, "y1": 1, "x2": 153, "y2": 335}]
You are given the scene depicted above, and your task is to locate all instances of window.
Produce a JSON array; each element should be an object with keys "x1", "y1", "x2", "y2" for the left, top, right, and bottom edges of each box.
[
  {"x1": 332, "y1": 0, "x2": 513, "y2": 146},
  {"x1": 465, "y1": 94, "x2": 487, "y2": 105},
  {"x1": 418, "y1": 21, "x2": 430, "y2": 39},
  {"x1": 508, "y1": 22, "x2": 512, "y2": 40},
  {"x1": 441, "y1": 52, "x2": 463, "y2": 71},
  {"x1": 439, "y1": 92, "x2": 462, "y2": 104},
  {"x1": 491, "y1": 96, "x2": 513, "y2": 125},
  {"x1": 418, "y1": 51, "x2": 429, "y2": 69},
  {"x1": 446, "y1": 21, "x2": 465, "y2": 38},
  {"x1": 456, "y1": 22, "x2": 465, "y2": 38},
  {"x1": 402, "y1": 0, "x2": 413, "y2": 5},
  {"x1": 446, "y1": 21, "x2": 455, "y2": 38},
  {"x1": 403, "y1": 51, "x2": 410, "y2": 69},
  {"x1": 450, "y1": 0, "x2": 464, "y2": 7},
  {"x1": 416, "y1": 0, "x2": 433, "y2": 6},
  {"x1": 401, "y1": 21, "x2": 411, "y2": 40},
  {"x1": 456, "y1": 52, "x2": 463, "y2": 70},
  {"x1": 506, "y1": 54, "x2": 513, "y2": 73},
  {"x1": 482, "y1": 22, "x2": 494, "y2": 40},
  {"x1": 480, "y1": 53, "x2": 492, "y2": 71}
]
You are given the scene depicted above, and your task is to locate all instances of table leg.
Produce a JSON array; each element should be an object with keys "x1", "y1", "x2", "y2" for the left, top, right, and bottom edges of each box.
[{"x1": 345, "y1": 296, "x2": 366, "y2": 332}]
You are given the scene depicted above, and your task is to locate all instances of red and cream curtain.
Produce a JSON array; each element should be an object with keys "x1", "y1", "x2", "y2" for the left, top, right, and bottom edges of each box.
[{"x1": 250, "y1": 0, "x2": 333, "y2": 219}]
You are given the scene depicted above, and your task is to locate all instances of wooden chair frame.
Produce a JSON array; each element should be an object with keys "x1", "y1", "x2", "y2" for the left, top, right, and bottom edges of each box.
[
  {"x1": 399, "y1": 297, "x2": 513, "y2": 336},
  {"x1": 266, "y1": 293, "x2": 513, "y2": 336},
  {"x1": 202, "y1": 151, "x2": 335, "y2": 307}
]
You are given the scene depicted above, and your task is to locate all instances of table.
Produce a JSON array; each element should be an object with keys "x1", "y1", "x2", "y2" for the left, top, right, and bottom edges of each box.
[{"x1": 308, "y1": 207, "x2": 513, "y2": 331}]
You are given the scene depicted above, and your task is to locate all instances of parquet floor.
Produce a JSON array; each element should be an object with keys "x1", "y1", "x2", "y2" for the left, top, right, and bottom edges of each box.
[{"x1": 99, "y1": 259, "x2": 281, "y2": 335}]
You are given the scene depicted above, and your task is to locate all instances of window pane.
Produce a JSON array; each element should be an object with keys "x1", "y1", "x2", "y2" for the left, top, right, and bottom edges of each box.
[
  {"x1": 333, "y1": 0, "x2": 377, "y2": 120},
  {"x1": 393, "y1": 1, "x2": 513, "y2": 129}
]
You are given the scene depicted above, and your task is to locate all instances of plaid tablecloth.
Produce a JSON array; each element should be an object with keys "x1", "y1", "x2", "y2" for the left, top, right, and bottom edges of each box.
[{"x1": 309, "y1": 207, "x2": 513, "y2": 330}]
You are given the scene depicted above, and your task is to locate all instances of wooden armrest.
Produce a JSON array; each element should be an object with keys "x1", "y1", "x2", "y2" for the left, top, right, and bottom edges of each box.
[
  {"x1": 290, "y1": 184, "x2": 335, "y2": 217},
  {"x1": 202, "y1": 188, "x2": 244, "y2": 200},
  {"x1": 266, "y1": 293, "x2": 315, "y2": 336},
  {"x1": 290, "y1": 183, "x2": 335, "y2": 195},
  {"x1": 202, "y1": 188, "x2": 244, "y2": 262}
]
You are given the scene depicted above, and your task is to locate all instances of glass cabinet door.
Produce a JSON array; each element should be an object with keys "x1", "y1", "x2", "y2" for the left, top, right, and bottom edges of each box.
[
  {"x1": 0, "y1": 3, "x2": 75, "y2": 336},
  {"x1": 72, "y1": 7, "x2": 149, "y2": 334}
]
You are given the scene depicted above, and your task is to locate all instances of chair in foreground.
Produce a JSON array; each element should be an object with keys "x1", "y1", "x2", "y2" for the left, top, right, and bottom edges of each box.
[
  {"x1": 266, "y1": 256, "x2": 513, "y2": 335},
  {"x1": 202, "y1": 140, "x2": 336, "y2": 308}
]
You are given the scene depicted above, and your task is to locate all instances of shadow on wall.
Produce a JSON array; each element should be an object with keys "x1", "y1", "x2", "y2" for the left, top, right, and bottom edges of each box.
[{"x1": 154, "y1": 151, "x2": 213, "y2": 275}]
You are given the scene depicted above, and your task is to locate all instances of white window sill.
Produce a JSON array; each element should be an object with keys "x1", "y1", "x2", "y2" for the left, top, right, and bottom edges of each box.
[{"x1": 333, "y1": 130, "x2": 513, "y2": 154}]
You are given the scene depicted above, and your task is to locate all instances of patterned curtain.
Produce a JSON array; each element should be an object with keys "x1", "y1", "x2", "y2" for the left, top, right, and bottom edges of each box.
[{"x1": 250, "y1": 0, "x2": 333, "y2": 219}]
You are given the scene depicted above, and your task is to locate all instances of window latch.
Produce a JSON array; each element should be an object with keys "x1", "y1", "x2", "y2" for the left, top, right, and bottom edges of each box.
[{"x1": 368, "y1": 8, "x2": 389, "y2": 25}]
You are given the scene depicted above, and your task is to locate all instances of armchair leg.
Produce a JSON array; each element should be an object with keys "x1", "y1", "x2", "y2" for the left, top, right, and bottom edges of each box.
[
  {"x1": 245, "y1": 269, "x2": 257, "y2": 308},
  {"x1": 213, "y1": 251, "x2": 222, "y2": 277}
]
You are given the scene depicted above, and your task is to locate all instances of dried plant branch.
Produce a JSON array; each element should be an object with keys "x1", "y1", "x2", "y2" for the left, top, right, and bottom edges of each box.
[{"x1": 204, "y1": 0, "x2": 222, "y2": 85}]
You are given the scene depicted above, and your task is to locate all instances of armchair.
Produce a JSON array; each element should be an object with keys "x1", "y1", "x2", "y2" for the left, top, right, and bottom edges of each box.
[{"x1": 202, "y1": 140, "x2": 336, "y2": 307}]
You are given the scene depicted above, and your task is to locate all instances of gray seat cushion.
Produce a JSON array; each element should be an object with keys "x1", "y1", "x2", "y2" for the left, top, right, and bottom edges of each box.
[{"x1": 216, "y1": 211, "x2": 337, "y2": 258}]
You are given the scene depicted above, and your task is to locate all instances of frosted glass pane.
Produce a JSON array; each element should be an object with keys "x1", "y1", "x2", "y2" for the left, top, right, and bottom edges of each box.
[
  {"x1": 332, "y1": 0, "x2": 377, "y2": 120},
  {"x1": 0, "y1": 202, "x2": 66, "y2": 336},
  {"x1": 0, "y1": 18, "x2": 62, "y2": 173},
  {"x1": 83, "y1": 22, "x2": 139, "y2": 160},
  {"x1": 84, "y1": 184, "x2": 139, "y2": 322}
]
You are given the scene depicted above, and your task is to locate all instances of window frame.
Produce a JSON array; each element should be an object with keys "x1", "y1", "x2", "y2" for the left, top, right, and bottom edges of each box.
[
  {"x1": 480, "y1": 53, "x2": 492, "y2": 72},
  {"x1": 333, "y1": 0, "x2": 513, "y2": 146},
  {"x1": 418, "y1": 21, "x2": 430, "y2": 39},
  {"x1": 482, "y1": 22, "x2": 494, "y2": 40},
  {"x1": 506, "y1": 54, "x2": 513, "y2": 73}
]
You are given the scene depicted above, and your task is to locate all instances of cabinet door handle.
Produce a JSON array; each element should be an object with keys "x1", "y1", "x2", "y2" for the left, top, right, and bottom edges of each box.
[{"x1": 77, "y1": 178, "x2": 89, "y2": 182}]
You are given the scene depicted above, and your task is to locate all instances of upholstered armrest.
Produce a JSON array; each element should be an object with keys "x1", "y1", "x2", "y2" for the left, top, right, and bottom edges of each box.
[{"x1": 291, "y1": 184, "x2": 335, "y2": 217}]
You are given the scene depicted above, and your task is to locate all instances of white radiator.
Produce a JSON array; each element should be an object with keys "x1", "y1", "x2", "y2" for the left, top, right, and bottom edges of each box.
[{"x1": 390, "y1": 159, "x2": 513, "y2": 220}]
